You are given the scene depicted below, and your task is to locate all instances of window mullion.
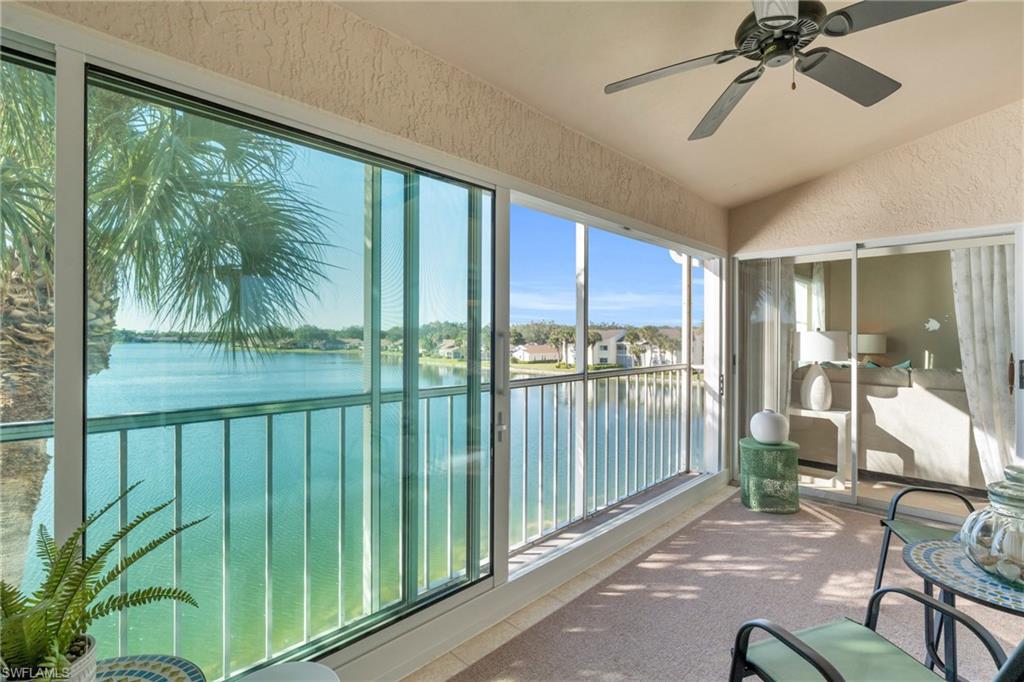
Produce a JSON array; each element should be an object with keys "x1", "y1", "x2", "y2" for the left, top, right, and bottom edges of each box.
[
  {"x1": 53, "y1": 46, "x2": 86, "y2": 545},
  {"x1": 401, "y1": 173, "x2": 420, "y2": 602}
]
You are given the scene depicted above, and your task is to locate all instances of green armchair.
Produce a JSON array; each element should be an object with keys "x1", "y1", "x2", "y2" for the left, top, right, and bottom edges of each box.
[{"x1": 728, "y1": 587, "x2": 1019, "y2": 682}]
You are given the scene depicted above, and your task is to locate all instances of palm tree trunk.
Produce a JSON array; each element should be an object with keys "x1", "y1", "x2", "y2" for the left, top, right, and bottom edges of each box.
[
  {"x1": 1, "y1": 259, "x2": 54, "y2": 587},
  {"x1": 1, "y1": 257, "x2": 118, "y2": 587}
]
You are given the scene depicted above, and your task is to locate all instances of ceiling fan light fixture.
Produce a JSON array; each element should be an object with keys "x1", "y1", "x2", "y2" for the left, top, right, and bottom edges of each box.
[{"x1": 752, "y1": 0, "x2": 799, "y2": 29}]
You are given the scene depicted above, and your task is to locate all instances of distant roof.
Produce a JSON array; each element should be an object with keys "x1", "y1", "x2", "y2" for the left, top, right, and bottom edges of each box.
[
  {"x1": 437, "y1": 339, "x2": 460, "y2": 350},
  {"x1": 596, "y1": 329, "x2": 625, "y2": 341},
  {"x1": 521, "y1": 343, "x2": 557, "y2": 354},
  {"x1": 659, "y1": 327, "x2": 682, "y2": 340}
]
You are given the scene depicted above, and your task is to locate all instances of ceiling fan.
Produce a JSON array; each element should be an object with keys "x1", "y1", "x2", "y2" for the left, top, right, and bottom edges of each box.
[{"x1": 604, "y1": 0, "x2": 964, "y2": 140}]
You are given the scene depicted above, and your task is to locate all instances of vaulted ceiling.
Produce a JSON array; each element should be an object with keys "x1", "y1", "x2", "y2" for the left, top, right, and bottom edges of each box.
[{"x1": 344, "y1": 1, "x2": 1024, "y2": 206}]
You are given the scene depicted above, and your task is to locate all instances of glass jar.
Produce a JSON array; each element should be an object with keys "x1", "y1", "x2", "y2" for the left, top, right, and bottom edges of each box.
[{"x1": 960, "y1": 464, "x2": 1024, "y2": 586}]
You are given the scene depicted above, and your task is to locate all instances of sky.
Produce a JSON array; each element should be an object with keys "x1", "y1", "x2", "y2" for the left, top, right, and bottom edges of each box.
[
  {"x1": 510, "y1": 204, "x2": 705, "y2": 328},
  {"x1": 113, "y1": 132, "x2": 702, "y2": 334}
]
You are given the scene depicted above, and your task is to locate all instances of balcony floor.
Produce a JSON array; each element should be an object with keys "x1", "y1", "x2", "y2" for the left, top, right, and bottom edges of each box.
[
  {"x1": 509, "y1": 473, "x2": 702, "y2": 576},
  {"x1": 409, "y1": 488, "x2": 1021, "y2": 681}
]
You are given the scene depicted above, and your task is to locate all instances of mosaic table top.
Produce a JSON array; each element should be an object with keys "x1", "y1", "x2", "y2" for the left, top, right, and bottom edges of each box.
[
  {"x1": 904, "y1": 540, "x2": 1024, "y2": 616},
  {"x1": 96, "y1": 655, "x2": 206, "y2": 682}
]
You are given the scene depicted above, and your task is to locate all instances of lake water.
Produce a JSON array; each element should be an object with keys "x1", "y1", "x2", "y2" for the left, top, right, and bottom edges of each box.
[{"x1": 22, "y1": 342, "x2": 698, "y2": 679}]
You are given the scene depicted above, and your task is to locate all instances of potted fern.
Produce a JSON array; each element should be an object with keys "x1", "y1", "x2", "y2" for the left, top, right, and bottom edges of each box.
[{"x1": 1, "y1": 482, "x2": 205, "y2": 681}]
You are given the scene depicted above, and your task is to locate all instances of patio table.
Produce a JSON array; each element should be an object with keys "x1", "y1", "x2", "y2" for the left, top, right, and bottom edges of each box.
[
  {"x1": 903, "y1": 539, "x2": 1024, "y2": 682},
  {"x1": 97, "y1": 654, "x2": 206, "y2": 681}
]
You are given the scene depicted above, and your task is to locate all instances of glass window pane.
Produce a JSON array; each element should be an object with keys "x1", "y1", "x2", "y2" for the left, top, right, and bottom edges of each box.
[
  {"x1": 0, "y1": 53, "x2": 56, "y2": 594},
  {"x1": 509, "y1": 205, "x2": 578, "y2": 377},
  {"x1": 82, "y1": 69, "x2": 492, "y2": 677}
]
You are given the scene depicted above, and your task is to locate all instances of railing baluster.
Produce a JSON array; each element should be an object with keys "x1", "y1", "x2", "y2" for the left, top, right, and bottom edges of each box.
[
  {"x1": 603, "y1": 378, "x2": 610, "y2": 508},
  {"x1": 589, "y1": 379, "x2": 596, "y2": 515},
  {"x1": 521, "y1": 388, "x2": 528, "y2": 543},
  {"x1": 265, "y1": 415, "x2": 273, "y2": 659},
  {"x1": 222, "y1": 420, "x2": 231, "y2": 677},
  {"x1": 447, "y1": 395, "x2": 454, "y2": 581},
  {"x1": 568, "y1": 382, "x2": 576, "y2": 522},
  {"x1": 173, "y1": 424, "x2": 182, "y2": 657},
  {"x1": 553, "y1": 383, "x2": 560, "y2": 528},
  {"x1": 614, "y1": 378, "x2": 620, "y2": 501},
  {"x1": 338, "y1": 408, "x2": 345, "y2": 628},
  {"x1": 538, "y1": 385, "x2": 545, "y2": 534},
  {"x1": 626, "y1": 372, "x2": 634, "y2": 493},
  {"x1": 118, "y1": 429, "x2": 128, "y2": 657},
  {"x1": 423, "y1": 398, "x2": 431, "y2": 587},
  {"x1": 303, "y1": 411, "x2": 312, "y2": 642}
]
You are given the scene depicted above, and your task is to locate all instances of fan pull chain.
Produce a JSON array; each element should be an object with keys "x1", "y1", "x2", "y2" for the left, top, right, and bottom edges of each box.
[{"x1": 791, "y1": 47, "x2": 797, "y2": 90}]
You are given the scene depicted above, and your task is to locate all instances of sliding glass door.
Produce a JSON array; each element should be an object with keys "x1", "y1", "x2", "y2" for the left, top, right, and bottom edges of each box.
[
  {"x1": 737, "y1": 253, "x2": 857, "y2": 505},
  {"x1": 853, "y1": 239, "x2": 1015, "y2": 508},
  {"x1": 75, "y1": 68, "x2": 491, "y2": 678},
  {"x1": 737, "y1": 233, "x2": 1020, "y2": 512}
]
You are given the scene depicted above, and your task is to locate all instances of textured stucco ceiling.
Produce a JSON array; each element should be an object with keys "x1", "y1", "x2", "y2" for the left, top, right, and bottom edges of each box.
[{"x1": 344, "y1": 1, "x2": 1024, "y2": 207}]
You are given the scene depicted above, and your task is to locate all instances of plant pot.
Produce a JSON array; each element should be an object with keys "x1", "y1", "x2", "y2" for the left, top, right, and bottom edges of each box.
[
  {"x1": 2, "y1": 636, "x2": 95, "y2": 682},
  {"x1": 67, "y1": 635, "x2": 97, "y2": 682}
]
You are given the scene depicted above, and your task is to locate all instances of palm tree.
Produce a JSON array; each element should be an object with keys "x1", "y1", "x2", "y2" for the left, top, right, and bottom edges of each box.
[{"x1": 1, "y1": 59, "x2": 330, "y2": 586}]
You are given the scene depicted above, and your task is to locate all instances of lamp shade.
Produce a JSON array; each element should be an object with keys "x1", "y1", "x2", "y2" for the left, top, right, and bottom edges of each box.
[
  {"x1": 797, "y1": 331, "x2": 849, "y2": 363},
  {"x1": 752, "y1": 0, "x2": 799, "y2": 28},
  {"x1": 854, "y1": 333, "x2": 887, "y2": 355}
]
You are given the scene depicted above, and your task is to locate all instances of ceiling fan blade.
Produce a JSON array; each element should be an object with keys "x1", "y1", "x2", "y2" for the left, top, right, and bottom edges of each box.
[
  {"x1": 822, "y1": 1, "x2": 964, "y2": 37},
  {"x1": 688, "y1": 65, "x2": 764, "y2": 141},
  {"x1": 605, "y1": 50, "x2": 743, "y2": 94},
  {"x1": 796, "y1": 47, "x2": 900, "y2": 106}
]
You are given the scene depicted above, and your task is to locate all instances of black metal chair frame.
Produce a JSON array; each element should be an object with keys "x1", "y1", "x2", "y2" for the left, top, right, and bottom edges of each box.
[
  {"x1": 729, "y1": 587, "x2": 1011, "y2": 682},
  {"x1": 873, "y1": 485, "x2": 976, "y2": 592},
  {"x1": 873, "y1": 486, "x2": 977, "y2": 673}
]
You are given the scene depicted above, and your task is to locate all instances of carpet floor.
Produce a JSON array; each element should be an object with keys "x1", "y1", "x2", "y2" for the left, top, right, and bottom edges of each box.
[{"x1": 453, "y1": 494, "x2": 1023, "y2": 681}]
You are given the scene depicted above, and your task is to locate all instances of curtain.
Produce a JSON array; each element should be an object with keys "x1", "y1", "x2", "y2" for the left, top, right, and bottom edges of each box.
[
  {"x1": 811, "y1": 262, "x2": 826, "y2": 331},
  {"x1": 951, "y1": 245, "x2": 1016, "y2": 483},
  {"x1": 739, "y1": 259, "x2": 796, "y2": 435}
]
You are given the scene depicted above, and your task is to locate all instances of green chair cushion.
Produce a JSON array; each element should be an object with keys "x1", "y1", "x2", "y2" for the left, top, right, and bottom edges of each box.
[
  {"x1": 883, "y1": 518, "x2": 958, "y2": 544},
  {"x1": 746, "y1": 618, "x2": 941, "y2": 682}
]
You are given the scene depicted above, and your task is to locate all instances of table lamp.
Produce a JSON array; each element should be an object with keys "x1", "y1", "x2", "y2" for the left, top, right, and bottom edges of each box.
[
  {"x1": 853, "y1": 333, "x2": 887, "y2": 364},
  {"x1": 797, "y1": 331, "x2": 848, "y2": 411}
]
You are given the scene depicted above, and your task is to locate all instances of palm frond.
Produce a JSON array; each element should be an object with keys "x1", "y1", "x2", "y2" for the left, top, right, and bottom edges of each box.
[
  {"x1": 87, "y1": 514, "x2": 207, "y2": 608},
  {"x1": 34, "y1": 481, "x2": 142, "y2": 602},
  {"x1": 1, "y1": 580, "x2": 28, "y2": 618},
  {"x1": 0, "y1": 600, "x2": 51, "y2": 669},
  {"x1": 87, "y1": 586, "x2": 197, "y2": 625},
  {"x1": 35, "y1": 525, "x2": 57, "y2": 573}
]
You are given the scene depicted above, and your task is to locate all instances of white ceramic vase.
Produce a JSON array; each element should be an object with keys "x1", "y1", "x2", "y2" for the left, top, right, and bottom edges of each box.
[
  {"x1": 750, "y1": 409, "x2": 789, "y2": 445},
  {"x1": 800, "y1": 363, "x2": 832, "y2": 411}
]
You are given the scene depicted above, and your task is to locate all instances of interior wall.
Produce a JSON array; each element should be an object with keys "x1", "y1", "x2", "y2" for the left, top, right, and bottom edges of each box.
[
  {"x1": 729, "y1": 100, "x2": 1024, "y2": 254},
  {"x1": 826, "y1": 252, "x2": 961, "y2": 369},
  {"x1": 24, "y1": 1, "x2": 727, "y2": 250}
]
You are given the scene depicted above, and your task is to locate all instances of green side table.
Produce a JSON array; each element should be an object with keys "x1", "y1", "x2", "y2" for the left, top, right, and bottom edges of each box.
[{"x1": 739, "y1": 437, "x2": 799, "y2": 514}]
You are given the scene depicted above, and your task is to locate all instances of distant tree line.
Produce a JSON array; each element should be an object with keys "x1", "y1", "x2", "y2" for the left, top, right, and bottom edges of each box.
[{"x1": 114, "y1": 320, "x2": 686, "y2": 359}]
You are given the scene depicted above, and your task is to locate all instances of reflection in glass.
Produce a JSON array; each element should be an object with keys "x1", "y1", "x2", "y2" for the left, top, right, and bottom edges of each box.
[
  {"x1": 0, "y1": 54, "x2": 56, "y2": 594},
  {"x1": 80, "y1": 69, "x2": 491, "y2": 678}
]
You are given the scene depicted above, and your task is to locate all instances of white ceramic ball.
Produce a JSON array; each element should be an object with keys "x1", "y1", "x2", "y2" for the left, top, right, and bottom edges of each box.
[{"x1": 750, "y1": 409, "x2": 789, "y2": 445}]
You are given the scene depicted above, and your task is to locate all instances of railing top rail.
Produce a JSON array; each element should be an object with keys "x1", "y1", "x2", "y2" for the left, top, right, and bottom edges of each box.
[
  {"x1": 509, "y1": 363, "x2": 690, "y2": 389},
  {"x1": 0, "y1": 382, "x2": 488, "y2": 443}
]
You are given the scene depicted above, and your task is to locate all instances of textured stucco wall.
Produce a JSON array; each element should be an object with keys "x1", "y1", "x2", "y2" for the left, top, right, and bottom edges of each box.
[
  {"x1": 27, "y1": 1, "x2": 727, "y2": 249},
  {"x1": 730, "y1": 100, "x2": 1024, "y2": 254}
]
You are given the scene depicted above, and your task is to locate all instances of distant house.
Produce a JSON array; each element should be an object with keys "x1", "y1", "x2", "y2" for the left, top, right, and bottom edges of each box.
[
  {"x1": 436, "y1": 339, "x2": 463, "y2": 359},
  {"x1": 637, "y1": 327, "x2": 684, "y2": 366},
  {"x1": 512, "y1": 343, "x2": 558, "y2": 363},
  {"x1": 588, "y1": 329, "x2": 625, "y2": 366}
]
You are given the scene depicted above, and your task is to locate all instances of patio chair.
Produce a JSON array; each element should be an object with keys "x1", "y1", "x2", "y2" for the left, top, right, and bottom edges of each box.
[
  {"x1": 873, "y1": 486, "x2": 976, "y2": 591},
  {"x1": 728, "y1": 587, "x2": 1019, "y2": 682}
]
